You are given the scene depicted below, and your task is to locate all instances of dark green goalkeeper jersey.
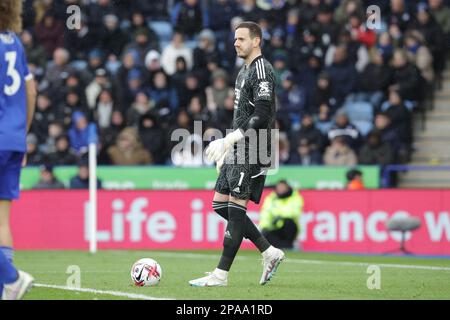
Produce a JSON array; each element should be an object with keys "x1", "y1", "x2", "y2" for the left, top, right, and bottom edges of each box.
[{"x1": 231, "y1": 55, "x2": 276, "y2": 167}]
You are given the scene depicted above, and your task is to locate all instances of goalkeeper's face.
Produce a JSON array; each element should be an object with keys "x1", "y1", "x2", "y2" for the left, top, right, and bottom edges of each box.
[{"x1": 234, "y1": 28, "x2": 258, "y2": 59}]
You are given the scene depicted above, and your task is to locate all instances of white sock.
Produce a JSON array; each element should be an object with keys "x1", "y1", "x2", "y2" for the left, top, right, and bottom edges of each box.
[{"x1": 213, "y1": 268, "x2": 228, "y2": 280}]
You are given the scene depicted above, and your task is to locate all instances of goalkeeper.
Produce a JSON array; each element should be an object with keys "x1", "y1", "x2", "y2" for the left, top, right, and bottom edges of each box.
[{"x1": 189, "y1": 21, "x2": 285, "y2": 287}]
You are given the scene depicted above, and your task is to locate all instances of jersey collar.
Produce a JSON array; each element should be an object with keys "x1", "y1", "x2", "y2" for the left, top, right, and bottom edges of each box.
[{"x1": 249, "y1": 54, "x2": 264, "y2": 67}]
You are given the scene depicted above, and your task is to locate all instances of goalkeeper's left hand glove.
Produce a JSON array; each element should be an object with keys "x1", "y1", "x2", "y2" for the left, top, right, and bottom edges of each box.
[
  {"x1": 216, "y1": 151, "x2": 227, "y2": 174},
  {"x1": 206, "y1": 129, "x2": 244, "y2": 163}
]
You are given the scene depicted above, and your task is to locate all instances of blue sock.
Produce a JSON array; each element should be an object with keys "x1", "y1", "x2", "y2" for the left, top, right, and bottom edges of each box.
[{"x1": 0, "y1": 247, "x2": 17, "y2": 288}]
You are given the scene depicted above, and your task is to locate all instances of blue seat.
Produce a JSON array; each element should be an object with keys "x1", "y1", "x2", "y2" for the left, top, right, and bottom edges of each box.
[
  {"x1": 344, "y1": 101, "x2": 374, "y2": 123},
  {"x1": 316, "y1": 121, "x2": 333, "y2": 135},
  {"x1": 353, "y1": 120, "x2": 373, "y2": 137},
  {"x1": 149, "y1": 21, "x2": 173, "y2": 43}
]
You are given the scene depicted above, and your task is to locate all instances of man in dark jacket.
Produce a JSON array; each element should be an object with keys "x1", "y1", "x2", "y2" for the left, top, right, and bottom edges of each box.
[
  {"x1": 138, "y1": 113, "x2": 167, "y2": 164},
  {"x1": 325, "y1": 45, "x2": 358, "y2": 107},
  {"x1": 32, "y1": 165, "x2": 65, "y2": 190},
  {"x1": 327, "y1": 110, "x2": 361, "y2": 151},
  {"x1": 358, "y1": 130, "x2": 394, "y2": 165},
  {"x1": 45, "y1": 135, "x2": 79, "y2": 166},
  {"x1": 69, "y1": 161, "x2": 102, "y2": 189}
]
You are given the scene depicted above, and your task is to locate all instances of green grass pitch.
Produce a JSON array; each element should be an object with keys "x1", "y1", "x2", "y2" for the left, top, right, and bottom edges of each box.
[{"x1": 14, "y1": 250, "x2": 450, "y2": 300}]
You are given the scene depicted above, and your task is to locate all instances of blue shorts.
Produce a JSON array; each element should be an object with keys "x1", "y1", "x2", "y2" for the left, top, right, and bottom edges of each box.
[{"x1": 0, "y1": 151, "x2": 25, "y2": 200}]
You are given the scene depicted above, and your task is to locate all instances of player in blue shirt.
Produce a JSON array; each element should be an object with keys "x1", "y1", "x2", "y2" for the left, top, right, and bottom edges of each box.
[{"x1": 0, "y1": 0, "x2": 36, "y2": 300}]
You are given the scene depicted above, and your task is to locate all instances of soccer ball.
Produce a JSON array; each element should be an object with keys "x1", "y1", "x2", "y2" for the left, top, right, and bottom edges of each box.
[{"x1": 130, "y1": 258, "x2": 162, "y2": 287}]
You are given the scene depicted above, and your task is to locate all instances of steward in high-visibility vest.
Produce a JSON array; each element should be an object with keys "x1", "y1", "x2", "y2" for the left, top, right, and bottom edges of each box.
[{"x1": 259, "y1": 180, "x2": 303, "y2": 249}]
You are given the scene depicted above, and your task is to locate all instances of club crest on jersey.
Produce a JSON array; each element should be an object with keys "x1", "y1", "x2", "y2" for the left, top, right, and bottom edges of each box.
[{"x1": 258, "y1": 81, "x2": 270, "y2": 97}]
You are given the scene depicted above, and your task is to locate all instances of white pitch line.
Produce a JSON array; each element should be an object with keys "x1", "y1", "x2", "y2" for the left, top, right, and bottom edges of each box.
[
  {"x1": 151, "y1": 252, "x2": 450, "y2": 271},
  {"x1": 34, "y1": 283, "x2": 174, "y2": 300}
]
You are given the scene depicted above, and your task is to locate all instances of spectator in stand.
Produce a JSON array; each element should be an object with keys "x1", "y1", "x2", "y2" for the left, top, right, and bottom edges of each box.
[
  {"x1": 284, "y1": 8, "x2": 302, "y2": 52},
  {"x1": 32, "y1": 92, "x2": 56, "y2": 144},
  {"x1": 148, "y1": 70, "x2": 179, "y2": 111},
  {"x1": 34, "y1": 10, "x2": 64, "y2": 58},
  {"x1": 346, "y1": 168, "x2": 365, "y2": 190},
  {"x1": 334, "y1": 0, "x2": 365, "y2": 26},
  {"x1": 327, "y1": 110, "x2": 361, "y2": 150},
  {"x1": 144, "y1": 50, "x2": 163, "y2": 84},
  {"x1": 161, "y1": 31, "x2": 193, "y2": 76},
  {"x1": 64, "y1": 15, "x2": 99, "y2": 61},
  {"x1": 123, "y1": 28, "x2": 158, "y2": 67},
  {"x1": 45, "y1": 135, "x2": 79, "y2": 166},
  {"x1": 325, "y1": 45, "x2": 358, "y2": 107},
  {"x1": 208, "y1": 0, "x2": 238, "y2": 35},
  {"x1": 325, "y1": 29, "x2": 369, "y2": 73},
  {"x1": 68, "y1": 111, "x2": 94, "y2": 156},
  {"x1": 126, "y1": 91, "x2": 155, "y2": 127},
  {"x1": 386, "y1": 0, "x2": 412, "y2": 32},
  {"x1": 187, "y1": 95, "x2": 211, "y2": 123},
  {"x1": 41, "y1": 121, "x2": 65, "y2": 155},
  {"x1": 99, "y1": 110, "x2": 126, "y2": 151},
  {"x1": 376, "y1": 32, "x2": 395, "y2": 63},
  {"x1": 292, "y1": 26, "x2": 325, "y2": 70},
  {"x1": 94, "y1": 89, "x2": 116, "y2": 130},
  {"x1": 32, "y1": 165, "x2": 65, "y2": 190},
  {"x1": 69, "y1": 160, "x2": 102, "y2": 189},
  {"x1": 85, "y1": 68, "x2": 112, "y2": 110},
  {"x1": 298, "y1": 0, "x2": 324, "y2": 25},
  {"x1": 127, "y1": 11, "x2": 159, "y2": 50},
  {"x1": 411, "y1": 2, "x2": 446, "y2": 78},
  {"x1": 315, "y1": 4, "x2": 339, "y2": 49},
  {"x1": 294, "y1": 114, "x2": 325, "y2": 153},
  {"x1": 86, "y1": 0, "x2": 116, "y2": 29},
  {"x1": 380, "y1": 90, "x2": 413, "y2": 152},
  {"x1": 44, "y1": 48, "x2": 76, "y2": 91},
  {"x1": 57, "y1": 90, "x2": 87, "y2": 129},
  {"x1": 315, "y1": 103, "x2": 334, "y2": 135},
  {"x1": 358, "y1": 130, "x2": 394, "y2": 165},
  {"x1": 347, "y1": 13, "x2": 377, "y2": 48},
  {"x1": 205, "y1": 68, "x2": 233, "y2": 115},
  {"x1": 115, "y1": 50, "x2": 144, "y2": 108},
  {"x1": 354, "y1": 48, "x2": 391, "y2": 109},
  {"x1": 193, "y1": 29, "x2": 221, "y2": 87},
  {"x1": 404, "y1": 30, "x2": 435, "y2": 85},
  {"x1": 389, "y1": 48, "x2": 422, "y2": 102},
  {"x1": 178, "y1": 73, "x2": 205, "y2": 109},
  {"x1": 106, "y1": 127, "x2": 153, "y2": 165},
  {"x1": 99, "y1": 14, "x2": 128, "y2": 59},
  {"x1": 429, "y1": 0, "x2": 450, "y2": 44},
  {"x1": 20, "y1": 29, "x2": 47, "y2": 70},
  {"x1": 289, "y1": 138, "x2": 323, "y2": 165},
  {"x1": 138, "y1": 113, "x2": 167, "y2": 165},
  {"x1": 171, "y1": 0, "x2": 208, "y2": 39},
  {"x1": 277, "y1": 71, "x2": 307, "y2": 126},
  {"x1": 171, "y1": 56, "x2": 189, "y2": 98},
  {"x1": 323, "y1": 136, "x2": 358, "y2": 166},
  {"x1": 25, "y1": 133, "x2": 45, "y2": 166}
]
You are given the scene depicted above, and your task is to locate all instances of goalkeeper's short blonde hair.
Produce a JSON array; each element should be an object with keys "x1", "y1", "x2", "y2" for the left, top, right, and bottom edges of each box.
[{"x1": 0, "y1": 0, "x2": 23, "y2": 33}]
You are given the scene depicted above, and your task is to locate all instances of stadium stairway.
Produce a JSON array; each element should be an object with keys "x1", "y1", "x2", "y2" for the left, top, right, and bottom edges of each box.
[{"x1": 398, "y1": 67, "x2": 450, "y2": 188}]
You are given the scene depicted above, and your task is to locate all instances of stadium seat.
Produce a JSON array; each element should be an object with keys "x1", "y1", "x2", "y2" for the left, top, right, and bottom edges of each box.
[
  {"x1": 344, "y1": 101, "x2": 374, "y2": 123},
  {"x1": 149, "y1": 21, "x2": 173, "y2": 43},
  {"x1": 70, "y1": 60, "x2": 88, "y2": 71},
  {"x1": 315, "y1": 121, "x2": 333, "y2": 135},
  {"x1": 353, "y1": 120, "x2": 373, "y2": 137}
]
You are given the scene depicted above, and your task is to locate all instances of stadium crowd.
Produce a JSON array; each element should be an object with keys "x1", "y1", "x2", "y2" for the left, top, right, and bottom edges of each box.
[{"x1": 21, "y1": 0, "x2": 450, "y2": 169}]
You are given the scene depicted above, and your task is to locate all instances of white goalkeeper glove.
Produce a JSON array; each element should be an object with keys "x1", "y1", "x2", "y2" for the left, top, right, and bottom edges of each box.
[
  {"x1": 205, "y1": 129, "x2": 244, "y2": 163},
  {"x1": 216, "y1": 151, "x2": 227, "y2": 173}
]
